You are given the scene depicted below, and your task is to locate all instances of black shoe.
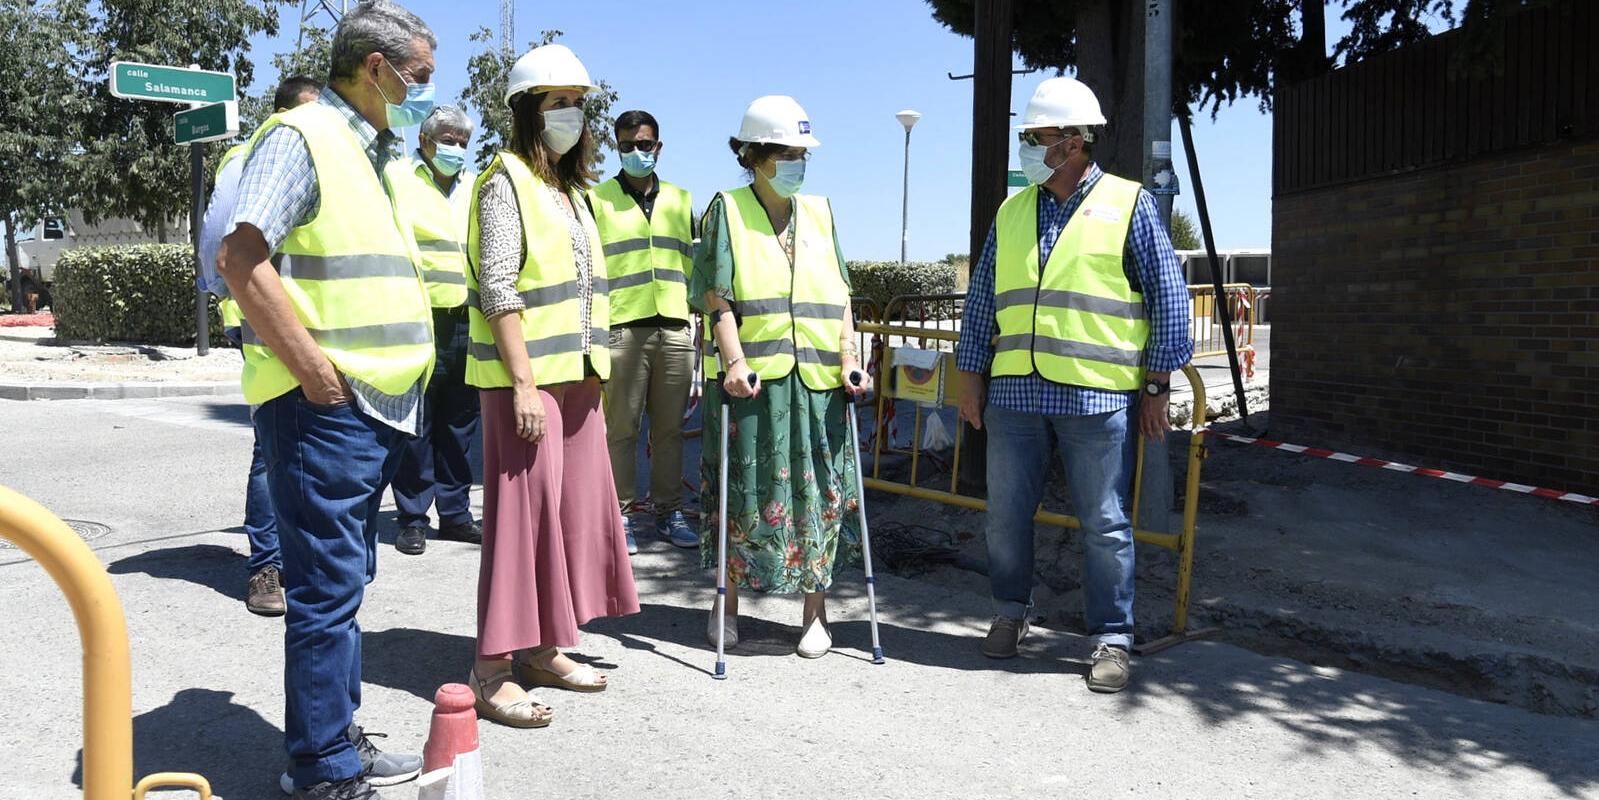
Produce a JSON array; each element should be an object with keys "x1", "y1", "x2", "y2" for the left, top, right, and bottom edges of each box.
[
  {"x1": 289, "y1": 778, "x2": 375, "y2": 800},
  {"x1": 394, "y1": 526, "x2": 428, "y2": 555},
  {"x1": 438, "y1": 520, "x2": 483, "y2": 545}
]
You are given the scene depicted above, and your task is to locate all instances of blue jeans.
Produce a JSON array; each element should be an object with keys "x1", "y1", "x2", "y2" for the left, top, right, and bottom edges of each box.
[
  {"x1": 255, "y1": 389, "x2": 402, "y2": 788},
  {"x1": 984, "y1": 403, "x2": 1136, "y2": 650},
  {"x1": 244, "y1": 436, "x2": 281, "y2": 574},
  {"x1": 391, "y1": 310, "x2": 480, "y2": 529}
]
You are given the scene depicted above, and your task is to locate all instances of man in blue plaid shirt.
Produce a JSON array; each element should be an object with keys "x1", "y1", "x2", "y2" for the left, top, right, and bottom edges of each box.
[{"x1": 955, "y1": 77, "x2": 1193, "y2": 693}]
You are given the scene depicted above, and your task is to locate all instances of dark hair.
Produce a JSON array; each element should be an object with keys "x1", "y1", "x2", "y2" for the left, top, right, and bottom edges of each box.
[
  {"x1": 274, "y1": 76, "x2": 323, "y2": 111},
  {"x1": 509, "y1": 91, "x2": 596, "y2": 193},
  {"x1": 615, "y1": 109, "x2": 659, "y2": 138},
  {"x1": 726, "y1": 137, "x2": 786, "y2": 174}
]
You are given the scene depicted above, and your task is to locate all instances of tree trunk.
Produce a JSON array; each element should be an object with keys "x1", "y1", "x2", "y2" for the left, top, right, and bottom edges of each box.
[
  {"x1": 1073, "y1": 0, "x2": 1146, "y2": 181},
  {"x1": 157, "y1": 217, "x2": 168, "y2": 244},
  {"x1": 5, "y1": 215, "x2": 22, "y2": 313}
]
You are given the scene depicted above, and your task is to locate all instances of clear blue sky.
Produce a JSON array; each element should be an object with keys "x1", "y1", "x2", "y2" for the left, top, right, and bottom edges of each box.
[{"x1": 230, "y1": 2, "x2": 1402, "y2": 261}]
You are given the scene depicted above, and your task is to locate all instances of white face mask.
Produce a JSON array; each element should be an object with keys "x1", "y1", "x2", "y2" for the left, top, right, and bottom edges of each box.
[
  {"x1": 1018, "y1": 140, "x2": 1065, "y2": 185},
  {"x1": 540, "y1": 106, "x2": 585, "y2": 155}
]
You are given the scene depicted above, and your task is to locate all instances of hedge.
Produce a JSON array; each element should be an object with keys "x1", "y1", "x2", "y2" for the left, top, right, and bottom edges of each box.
[
  {"x1": 53, "y1": 245, "x2": 224, "y2": 346},
  {"x1": 847, "y1": 260, "x2": 959, "y2": 317}
]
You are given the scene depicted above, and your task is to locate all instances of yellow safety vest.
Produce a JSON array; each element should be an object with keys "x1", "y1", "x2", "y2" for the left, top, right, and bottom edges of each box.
[
  {"x1": 216, "y1": 143, "x2": 250, "y2": 338},
  {"x1": 388, "y1": 157, "x2": 469, "y2": 308},
  {"x1": 705, "y1": 186, "x2": 848, "y2": 392},
  {"x1": 990, "y1": 174, "x2": 1149, "y2": 391},
  {"x1": 464, "y1": 151, "x2": 610, "y2": 388},
  {"x1": 586, "y1": 177, "x2": 693, "y2": 324},
  {"x1": 235, "y1": 103, "x2": 435, "y2": 404}
]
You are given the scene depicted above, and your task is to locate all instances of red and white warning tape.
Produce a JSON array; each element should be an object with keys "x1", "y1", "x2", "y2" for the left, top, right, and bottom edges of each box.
[{"x1": 1203, "y1": 431, "x2": 1599, "y2": 508}]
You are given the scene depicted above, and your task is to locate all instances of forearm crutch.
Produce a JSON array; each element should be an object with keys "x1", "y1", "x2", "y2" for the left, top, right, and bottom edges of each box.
[
  {"x1": 844, "y1": 370, "x2": 885, "y2": 664},
  {"x1": 713, "y1": 348, "x2": 757, "y2": 681}
]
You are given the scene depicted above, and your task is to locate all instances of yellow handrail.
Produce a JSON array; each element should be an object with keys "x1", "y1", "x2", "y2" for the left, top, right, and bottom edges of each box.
[{"x1": 0, "y1": 485, "x2": 210, "y2": 799}]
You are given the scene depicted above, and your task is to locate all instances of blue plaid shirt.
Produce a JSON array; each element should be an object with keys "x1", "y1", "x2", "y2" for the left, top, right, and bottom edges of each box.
[
  {"x1": 955, "y1": 164, "x2": 1193, "y2": 416},
  {"x1": 232, "y1": 89, "x2": 423, "y2": 435}
]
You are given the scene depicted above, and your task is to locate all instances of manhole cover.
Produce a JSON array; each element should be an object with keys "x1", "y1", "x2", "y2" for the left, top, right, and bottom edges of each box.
[{"x1": 0, "y1": 519, "x2": 113, "y2": 549}]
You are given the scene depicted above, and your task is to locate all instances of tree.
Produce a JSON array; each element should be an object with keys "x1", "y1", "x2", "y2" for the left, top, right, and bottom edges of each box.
[
  {"x1": 459, "y1": 28, "x2": 620, "y2": 172},
  {"x1": 74, "y1": 0, "x2": 284, "y2": 241},
  {"x1": 0, "y1": 0, "x2": 91, "y2": 310},
  {"x1": 1170, "y1": 208, "x2": 1201, "y2": 250},
  {"x1": 241, "y1": 24, "x2": 332, "y2": 132},
  {"x1": 926, "y1": 1, "x2": 1481, "y2": 179}
]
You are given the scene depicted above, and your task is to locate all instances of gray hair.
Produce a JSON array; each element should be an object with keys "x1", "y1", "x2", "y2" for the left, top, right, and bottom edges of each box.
[
  {"x1": 328, "y1": 1, "x2": 437, "y2": 83},
  {"x1": 422, "y1": 105, "x2": 474, "y2": 139}
]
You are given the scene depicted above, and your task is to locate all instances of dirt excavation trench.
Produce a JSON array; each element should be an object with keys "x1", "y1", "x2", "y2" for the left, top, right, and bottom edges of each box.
[{"x1": 864, "y1": 420, "x2": 1599, "y2": 720}]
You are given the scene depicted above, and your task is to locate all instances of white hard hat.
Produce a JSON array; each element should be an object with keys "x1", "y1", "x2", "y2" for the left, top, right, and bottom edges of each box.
[
  {"x1": 735, "y1": 95, "x2": 821, "y2": 148},
  {"x1": 1015, "y1": 77, "x2": 1107, "y2": 130},
  {"x1": 504, "y1": 44, "x2": 598, "y2": 107}
]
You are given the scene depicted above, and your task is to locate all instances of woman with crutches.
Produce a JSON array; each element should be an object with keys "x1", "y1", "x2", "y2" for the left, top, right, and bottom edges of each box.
[{"x1": 691, "y1": 95, "x2": 873, "y2": 661}]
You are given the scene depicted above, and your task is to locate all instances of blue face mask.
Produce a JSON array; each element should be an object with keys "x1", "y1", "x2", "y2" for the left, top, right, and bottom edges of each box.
[
  {"x1": 430, "y1": 143, "x2": 467, "y2": 176},
  {"x1": 620, "y1": 149, "x2": 657, "y2": 178},
  {"x1": 764, "y1": 158, "x2": 806, "y2": 198},
  {"x1": 377, "y1": 60, "x2": 435, "y2": 129}
]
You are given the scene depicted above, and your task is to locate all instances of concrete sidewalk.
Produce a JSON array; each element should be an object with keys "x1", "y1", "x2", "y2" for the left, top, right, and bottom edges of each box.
[
  {"x1": 0, "y1": 325, "x2": 239, "y2": 400},
  {"x1": 2, "y1": 396, "x2": 1597, "y2": 799}
]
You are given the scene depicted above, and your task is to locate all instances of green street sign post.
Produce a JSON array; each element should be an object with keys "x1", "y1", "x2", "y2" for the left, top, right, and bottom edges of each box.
[
  {"x1": 1006, "y1": 169, "x2": 1028, "y2": 188},
  {"x1": 108, "y1": 61, "x2": 239, "y2": 357},
  {"x1": 110, "y1": 61, "x2": 236, "y2": 104},
  {"x1": 173, "y1": 101, "x2": 239, "y2": 145}
]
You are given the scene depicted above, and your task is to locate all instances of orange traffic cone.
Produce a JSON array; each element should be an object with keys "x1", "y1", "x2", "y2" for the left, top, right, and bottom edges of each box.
[{"x1": 416, "y1": 683, "x2": 484, "y2": 800}]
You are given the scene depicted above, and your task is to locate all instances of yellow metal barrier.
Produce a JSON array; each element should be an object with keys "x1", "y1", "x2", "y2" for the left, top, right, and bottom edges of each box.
[
  {"x1": 1188, "y1": 283, "x2": 1256, "y2": 364},
  {"x1": 857, "y1": 322, "x2": 1214, "y2": 654},
  {"x1": 0, "y1": 486, "x2": 211, "y2": 800}
]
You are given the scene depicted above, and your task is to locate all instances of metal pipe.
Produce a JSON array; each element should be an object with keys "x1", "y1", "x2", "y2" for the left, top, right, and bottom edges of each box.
[{"x1": 191, "y1": 142, "x2": 209, "y2": 356}]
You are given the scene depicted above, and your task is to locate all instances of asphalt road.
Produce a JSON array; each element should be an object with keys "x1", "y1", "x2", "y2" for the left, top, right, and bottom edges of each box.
[{"x1": 1, "y1": 394, "x2": 1595, "y2": 800}]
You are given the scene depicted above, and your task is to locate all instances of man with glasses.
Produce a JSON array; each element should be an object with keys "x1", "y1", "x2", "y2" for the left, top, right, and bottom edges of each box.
[
  {"x1": 955, "y1": 77, "x2": 1192, "y2": 693},
  {"x1": 587, "y1": 109, "x2": 699, "y2": 554}
]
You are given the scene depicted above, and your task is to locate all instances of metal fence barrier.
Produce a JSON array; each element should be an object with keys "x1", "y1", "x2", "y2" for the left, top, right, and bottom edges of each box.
[
  {"x1": 0, "y1": 486, "x2": 212, "y2": 799},
  {"x1": 1188, "y1": 283, "x2": 1256, "y2": 368}
]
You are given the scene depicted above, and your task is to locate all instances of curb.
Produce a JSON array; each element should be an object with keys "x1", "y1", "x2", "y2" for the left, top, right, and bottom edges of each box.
[{"x1": 0, "y1": 381, "x2": 241, "y2": 401}]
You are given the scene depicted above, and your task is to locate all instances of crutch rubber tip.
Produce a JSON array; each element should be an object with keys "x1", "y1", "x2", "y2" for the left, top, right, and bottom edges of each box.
[
  {"x1": 713, "y1": 663, "x2": 727, "y2": 680},
  {"x1": 871, "y1": 648, "x2": 885, "y2": 665}
]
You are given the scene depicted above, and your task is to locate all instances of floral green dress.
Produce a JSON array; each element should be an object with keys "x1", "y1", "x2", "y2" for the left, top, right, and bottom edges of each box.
[{"x1": 690, "y1": 190, "x2": 861, "y2": 594}]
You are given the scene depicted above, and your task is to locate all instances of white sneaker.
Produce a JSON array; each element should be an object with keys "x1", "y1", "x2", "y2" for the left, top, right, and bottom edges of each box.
[
  {"x1": 796, "y1": 617, "x2": 832, "y2": 659},
  {"x1": 706, "y1": 607, "x2": 738, "y2": 650}
]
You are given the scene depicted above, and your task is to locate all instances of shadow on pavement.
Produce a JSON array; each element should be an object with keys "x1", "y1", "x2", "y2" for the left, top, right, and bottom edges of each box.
[
  {"x1": 363, "y1": 627, "x2": 476, "y2": 702},
  {"x1": 71, "y1": 687, "x2": 282, "y2": 800},
  {"x1": 201, "y1": 401, "x2": 254, "y2": 428},
  {"x1": 107, "y1": 543, "x2": 246, "y2": 602}
]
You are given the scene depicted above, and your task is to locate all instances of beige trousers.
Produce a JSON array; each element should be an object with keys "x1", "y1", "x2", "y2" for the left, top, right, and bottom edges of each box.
[{"x1": 605, "y1": 324, "x2": 696, "y2": 514}]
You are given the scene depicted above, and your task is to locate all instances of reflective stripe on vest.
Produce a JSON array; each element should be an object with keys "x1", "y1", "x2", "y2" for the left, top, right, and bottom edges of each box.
[
  {"x1": 236, "y1": 103, "x2": 434, "y2": 405},
  {"x1": 464, "y1": 152, "x2": 610, "y2": 389},
  {"x1": 587, "y1": 178, "x2": 693, "y2": 325},
  {"x1": 710, "y1": 186, "x2": 848, "y2": 391},
  {"x1": 989, "y1": 176, "x2": 1149, "y2": 390},
  {"x1": 388, "y1": 159, "x2": 469, "y2": 308}
]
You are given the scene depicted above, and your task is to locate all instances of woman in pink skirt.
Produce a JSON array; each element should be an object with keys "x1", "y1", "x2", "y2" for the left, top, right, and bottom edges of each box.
[{"x1": 461, "y1": 43, "x2": 640, "y2": 728}]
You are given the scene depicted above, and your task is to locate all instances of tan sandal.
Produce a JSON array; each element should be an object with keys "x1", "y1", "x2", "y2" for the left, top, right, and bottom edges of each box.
[
  {"x1": 468, "y1": 667, "x2": 554, "y2": 728},
  {"x1": 514, "y1": 651, "x2": 609, "y2": 693}
]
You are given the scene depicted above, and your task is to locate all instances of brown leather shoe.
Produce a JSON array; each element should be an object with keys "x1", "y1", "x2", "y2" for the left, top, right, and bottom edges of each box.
[
  {"x1": 1087, "y1": 643, "x2": 1131, "y2": 693},
  {"x1": 246, "y1": 566, "x2": 286, "y2": 617}
]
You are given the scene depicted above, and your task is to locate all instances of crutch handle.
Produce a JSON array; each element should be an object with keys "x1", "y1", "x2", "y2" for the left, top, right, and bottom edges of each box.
[
  {"x1": 748, "y1": 372, "x2": 759, "y2": 390},
  {"x1": 848, "y1": 370, "x2": 864, "y2": 387}
]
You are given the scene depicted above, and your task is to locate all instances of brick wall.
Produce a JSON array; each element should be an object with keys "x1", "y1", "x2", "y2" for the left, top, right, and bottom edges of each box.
[{"x1": 1271, "y1": 137, "x2": 1599, "y2": 495}]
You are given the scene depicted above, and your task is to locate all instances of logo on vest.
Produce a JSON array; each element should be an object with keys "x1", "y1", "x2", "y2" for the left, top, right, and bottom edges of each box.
[{"x1": 1080, "y1": 205, "x2": 1124, "y2": 223}]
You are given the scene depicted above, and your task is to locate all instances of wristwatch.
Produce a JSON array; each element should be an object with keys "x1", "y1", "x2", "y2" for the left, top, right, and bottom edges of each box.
[{"x1": 1143, "y1": 379, "x2": 1171, "y2": 397}]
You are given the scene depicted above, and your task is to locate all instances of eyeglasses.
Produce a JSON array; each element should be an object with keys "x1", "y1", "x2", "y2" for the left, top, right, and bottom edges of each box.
[
  {"x1": 1018, "y1": 130, "x2": 1079, "y2": 147},
  {"x1": 618, "y1": 140, "x2": 660, "y2": 154}
]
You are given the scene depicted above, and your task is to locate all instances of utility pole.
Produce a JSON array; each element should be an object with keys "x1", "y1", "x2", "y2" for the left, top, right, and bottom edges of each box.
[
  {"x1": 896, "y1": 110, "x2": 921, "y2": 265},
  {"x1": 1142, "y1": 0, "x2": 1178, "y2": 226}
]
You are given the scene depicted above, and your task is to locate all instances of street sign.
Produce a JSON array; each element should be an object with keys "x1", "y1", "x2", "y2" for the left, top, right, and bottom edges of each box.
[
  {"x1": 1006, "y1": 169, "x2": 1027, "y2": 188},
  {"x1": 110, "y1": 61, "x2": 236, "y2": 104},
  {"x1": 173, "y1": 101, "x2": 239, "y2": 145}
]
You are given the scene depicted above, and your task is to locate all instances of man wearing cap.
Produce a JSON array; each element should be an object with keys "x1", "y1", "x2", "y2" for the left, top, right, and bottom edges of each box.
[
  {"x1": 955, "y1": 77, "x2": 1193, "y2": 693},
  {"x1": 587, "y1": 109, "x2": 698, "y2": 554},
  {"x1": 388, "y1": 104, "x2": 484, "y2": 556}
]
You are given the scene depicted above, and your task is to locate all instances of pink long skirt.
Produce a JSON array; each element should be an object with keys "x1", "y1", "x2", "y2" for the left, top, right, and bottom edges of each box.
[{"x1": 477, "y1": 378, "x2": 640, "y2": 657}]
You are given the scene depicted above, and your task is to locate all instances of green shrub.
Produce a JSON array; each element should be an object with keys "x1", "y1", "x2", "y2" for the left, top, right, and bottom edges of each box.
[
  {"x1": 53, "y1": 244, "x2": 224, "y2": 345},
  {"x1": 848, "y1": 260, "x2": 959, "y2": 318}
]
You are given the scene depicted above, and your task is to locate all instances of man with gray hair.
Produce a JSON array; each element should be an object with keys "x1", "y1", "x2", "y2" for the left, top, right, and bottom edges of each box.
[
  {"x1": 388, "y1": 105, "x2": 483, "y2": 556},
  {"x1": 215, "y1": 2, "x2": 436, "y2": 797}
]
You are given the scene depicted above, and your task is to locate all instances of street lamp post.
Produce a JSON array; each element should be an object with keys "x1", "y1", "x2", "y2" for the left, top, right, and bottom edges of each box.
[{"x1": 896, "y1": 109, "x2": 921, "y2": 265}]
